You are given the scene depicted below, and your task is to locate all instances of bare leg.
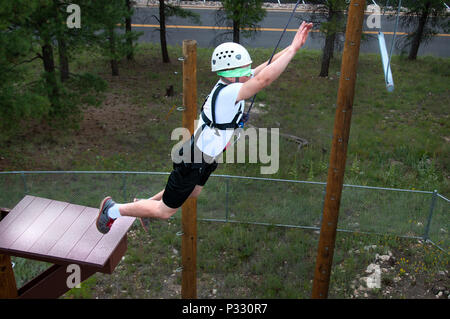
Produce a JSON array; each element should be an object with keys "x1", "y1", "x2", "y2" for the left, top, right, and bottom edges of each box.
[
  {"x1": 133, "y1": 189, "x2": 165, "y2": 232},
  {"x1": 119, "y1": 198, "x2": 176, "y2": 220},
  {"x1": 123, "y1": 186, "x2": 204, "y2": 220}
]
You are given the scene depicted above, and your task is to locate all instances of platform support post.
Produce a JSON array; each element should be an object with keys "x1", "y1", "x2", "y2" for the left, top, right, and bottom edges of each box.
[{"x1": 0, "y1": 254, "x2": 18, "y2": 298}]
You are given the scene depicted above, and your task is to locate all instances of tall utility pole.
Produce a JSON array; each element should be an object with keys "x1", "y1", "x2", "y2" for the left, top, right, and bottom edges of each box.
[{"x1": 312, "y1": 0, "x2": 366, "y2": 299}]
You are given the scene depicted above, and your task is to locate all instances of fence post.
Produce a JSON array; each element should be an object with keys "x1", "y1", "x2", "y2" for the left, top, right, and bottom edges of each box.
[
  {"x1": 122, "y1": 173, "x2": 127, "y2": 202},
  {"x1": 21, "y1": 173, "x2": 28, "y2": 195},
  {"x1": 181, "y1": 39, "x2": 198, "y2": 299},
  {"x1": 225, "y1": 177, "x2": 230, "y2": 222},
  {"x1": 312, "y1": 0, "x2": 366, "y2": 299},
  {"x1": 423, "y1": 190, "x2": 438, "y2": 241},
  {"x1": 318, "y1": 184, "x2": 327, "y2": 228}
]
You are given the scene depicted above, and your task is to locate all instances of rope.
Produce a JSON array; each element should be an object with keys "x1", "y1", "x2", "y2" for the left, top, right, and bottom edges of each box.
[{"x1": 244, "y1": 0, "x2": 302, "y2": 119}]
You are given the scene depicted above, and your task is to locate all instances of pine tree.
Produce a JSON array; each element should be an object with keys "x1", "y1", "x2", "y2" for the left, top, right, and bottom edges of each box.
[
  {"x1": 217, "y1": 0, "x2": 266, "y2": 44},
  {"x1": 398, "y1": 0, "x2": 449, "y2": 60},
  {"x1": 153, "y1": 0, "x2": 200, "y2": 63},
  {"x1": 308, "y1": 0, "x2": 348, "y2": 77},
  {"x1": 125, "y1": 0, "x2": 134, "y2": 61},
  {"x1": 0, "y1": 1, "x2": 49, "y2": 138},
  {"x1": 84, "y1": 0, "x2": 140, "y2": 76},
  {"x1": 0, "y1": 0, "x2": 112, "y2": 138}
]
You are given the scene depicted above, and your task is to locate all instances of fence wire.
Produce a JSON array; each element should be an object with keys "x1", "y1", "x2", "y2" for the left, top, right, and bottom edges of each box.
[{"x1": 0, "y1": 171, "x2": 448, "y2": 252}]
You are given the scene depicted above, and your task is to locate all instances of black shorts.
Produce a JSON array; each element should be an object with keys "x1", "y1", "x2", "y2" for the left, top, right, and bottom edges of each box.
[{"x1": 162, "y1": 161, "x2": 218, "y2": 209}]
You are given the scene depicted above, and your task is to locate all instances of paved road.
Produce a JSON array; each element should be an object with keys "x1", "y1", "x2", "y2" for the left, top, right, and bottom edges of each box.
[{"x1": 131, "y1": 7, "x2": 450, "y2": 57}]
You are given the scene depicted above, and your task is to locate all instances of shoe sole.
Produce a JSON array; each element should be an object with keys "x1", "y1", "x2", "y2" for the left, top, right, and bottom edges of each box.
[{"x1": 96, "y1": 196, "x2": 112, "y2": 234}]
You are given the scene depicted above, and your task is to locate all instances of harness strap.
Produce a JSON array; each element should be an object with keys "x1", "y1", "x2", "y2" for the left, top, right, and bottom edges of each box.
[
  {"x1": 210, "y1": 83, "x2": 226, "y2": 127},
  {"x1": 178, "y1": 82, "x2": 242, "y2": 165},
  {"x1": 201, "y1": 112, "x2": 240, "y2": 130},
  {"x1": 200, "y1": 83, "x2": 241, "y2": 131}
]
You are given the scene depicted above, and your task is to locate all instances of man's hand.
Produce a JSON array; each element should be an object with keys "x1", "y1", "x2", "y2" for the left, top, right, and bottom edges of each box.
[{"x1": 291, "y1": 21, "x2": 313, "y2": 52}]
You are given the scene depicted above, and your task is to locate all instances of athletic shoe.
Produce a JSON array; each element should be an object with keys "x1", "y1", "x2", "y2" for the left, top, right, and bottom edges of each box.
[{"x1": 96, "y1": 196, "x2": 116, "y2": 234}]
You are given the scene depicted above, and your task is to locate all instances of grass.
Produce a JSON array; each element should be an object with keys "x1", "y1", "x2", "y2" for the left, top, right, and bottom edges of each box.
[{"x1": 0, "y1": 43, "x2": 449, "y2": 299}]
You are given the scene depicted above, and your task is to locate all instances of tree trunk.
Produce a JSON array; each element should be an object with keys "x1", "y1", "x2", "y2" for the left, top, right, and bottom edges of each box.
[
  {"x1": 125, "y1": 0, "x2": 134, "y2": 61},
  {"x1": 320, "y1": 32, "x2": 336, "y2": 77},
  {"x1": 41, "y1": 41, "x2": 60, "y2": 113},
  {"x1": 232, "y1": 11, "x2": 240, "y2": 43},
  {"x1": 408, "y1": 2, "x2": 431, "y2": 60},
  {"x1": 53, "y1": 0, "x2": 69, "y2": 82},
  {"x1": 108, "y1": 27, "x2": 119, "y2": 76},
  {"x1": 319, "y1": 9, "x2": 336, "y2": 77},
  {"x1": 57, "y1": 36, "x2": 69, "y2": 82},
  {"x1": 159, "y1": 0, "x2": 170, "y2": 63}
]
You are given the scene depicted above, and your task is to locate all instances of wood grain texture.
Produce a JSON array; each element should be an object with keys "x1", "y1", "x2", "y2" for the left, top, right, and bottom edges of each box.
[
  {"x1": 311, "y1": 0, "x2": 366, "y2": 299},
  {"x1": 0, "y1": 254, "x2": 17, "y2": 298},
  {"x1": 10, "y1": 200, "x2": 69, "y2": 252},
  {"x1": 1, "y1": 196, "x2": 135, "y2": 268},
  {"x1": 181, "y1": 39, "x2": 198, "y2": 299},
  {"x1": 0, "y1": 197, "x2": 51, "y2": 249},
  {"x1": 28, "y1": 204, "x2": 85, "y2": 256}
]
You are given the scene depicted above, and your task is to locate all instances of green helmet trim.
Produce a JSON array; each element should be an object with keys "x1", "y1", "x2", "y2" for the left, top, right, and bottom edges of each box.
[{"x1": 217, "y1": 65, "x2": 252, "y2": 78}]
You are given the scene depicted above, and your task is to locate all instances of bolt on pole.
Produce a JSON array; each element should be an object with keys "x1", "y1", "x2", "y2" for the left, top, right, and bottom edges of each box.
[
  {"x1": 181, "y1": 39, "x2": 198, "y2": 299},
  {"x1": 311, "y1": 0, "x2": 366, "y2": 299}
]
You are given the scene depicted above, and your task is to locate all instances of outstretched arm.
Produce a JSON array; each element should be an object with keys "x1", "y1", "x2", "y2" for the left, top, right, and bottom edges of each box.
[
  {"x1": 237, "y1": 21, "x2": 313, "y2": 102},
  {"x1": 253, "y1": 45, "x2": 292, "y2": 76}
]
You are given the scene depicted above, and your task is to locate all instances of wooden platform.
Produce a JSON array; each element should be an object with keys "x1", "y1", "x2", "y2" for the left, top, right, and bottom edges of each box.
[{"x1": 0, "y1": 195, "x2": 135, "y2": 298}]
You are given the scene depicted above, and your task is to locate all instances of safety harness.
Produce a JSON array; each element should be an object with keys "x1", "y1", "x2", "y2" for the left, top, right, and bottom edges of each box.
[
  {"x1": 177, "y1": 82, "x2": 243, "y2": 166},
  {"x1": 200, "y1": 83, "x2": 243, "y2": 133}
]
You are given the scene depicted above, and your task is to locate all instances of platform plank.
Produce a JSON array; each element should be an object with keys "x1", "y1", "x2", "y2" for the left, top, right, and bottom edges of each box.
[
  {"x1": 10, "y1": 200, "x2": 69, "y2": 252},
  {"x1": 0, "y1": 197, "x2": 51, "y2": 249},
  {"x1": 86, "y1": 216, "x2": 135, "y2": 266},
  {"x1": 66, "y1": 210, "x2": 103, "y2": 262},
  {"x1": 27, "y1": 204, "x2": 85, "y2": 256},
  {"x1": 47, "y1": 206, "x2": 99, "y2": 261},
  {"x1": 0, "y1": 196, "x2": 35, "y2": 234}
]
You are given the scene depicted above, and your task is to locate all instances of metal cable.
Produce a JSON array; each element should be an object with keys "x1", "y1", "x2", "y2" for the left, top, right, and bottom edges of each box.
[{"x1": 245, "y1": 0, "x2": 302, "y2": 117}]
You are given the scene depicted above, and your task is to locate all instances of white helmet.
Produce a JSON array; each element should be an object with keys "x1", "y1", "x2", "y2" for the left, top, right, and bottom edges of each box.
[{"x1": 211, "y1": 42, "x2": 252, "y2": 72}]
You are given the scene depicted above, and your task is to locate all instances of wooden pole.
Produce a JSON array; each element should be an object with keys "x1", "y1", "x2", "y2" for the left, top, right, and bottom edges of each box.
[
  {"x1": 181, "y1": 39, "x2": 198, "y2": 299},
  {"x1": 0, "y1": 254, "x2": 18, "y2": 298},
  {"x1": 311, "y1": 0, "x2": 366, "y2": 299},
  {"x1": 0, "y1": 209, "x2": 17, "y2": 298}
]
